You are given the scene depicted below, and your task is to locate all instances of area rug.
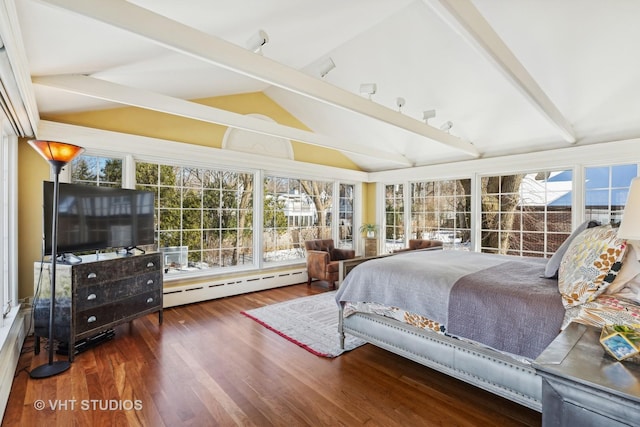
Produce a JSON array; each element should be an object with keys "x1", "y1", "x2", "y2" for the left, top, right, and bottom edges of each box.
[{"x1": 241, "y1": 291, "x2": 366, "y2": 357}]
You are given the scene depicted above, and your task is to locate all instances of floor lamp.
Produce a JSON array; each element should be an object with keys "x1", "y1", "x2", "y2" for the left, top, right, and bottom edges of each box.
[{"x1": 28, "y1": 139, "x2": 84, "y2": 379}]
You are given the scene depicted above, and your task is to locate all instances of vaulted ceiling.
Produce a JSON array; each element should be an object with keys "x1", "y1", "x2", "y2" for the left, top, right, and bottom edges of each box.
[{"x1": 4, "y1": 0, "x2": 640, "y2": 171}]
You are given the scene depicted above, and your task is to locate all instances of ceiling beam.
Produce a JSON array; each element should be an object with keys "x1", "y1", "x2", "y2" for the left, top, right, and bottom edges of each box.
[
  {"x1": 39, "y1": 0, "x2": 480, "y2": 158},
  {"x1": 33, "y1": 74, "x2": 413, "y2": 166},
  {"x1": 423, "y1": 0, "x2": 576, "y2": 144}
]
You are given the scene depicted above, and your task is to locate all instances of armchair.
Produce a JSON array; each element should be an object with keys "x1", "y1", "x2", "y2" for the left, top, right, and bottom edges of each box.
[
  {"x1": 304, "y1": 239, "x2": 356, "y2": 289},
  {"x1": 393, "y1": 239, "x2": 443, "y2": 253}
]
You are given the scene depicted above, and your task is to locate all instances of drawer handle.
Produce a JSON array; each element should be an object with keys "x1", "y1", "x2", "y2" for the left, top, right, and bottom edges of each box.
[
  {"x1": 146, "y1": 262, "x2": 155, "y2": 268},
  {"x1": 147, "y1": 279, "x2": 154, "y2": 285},
  {"x1": 87, "y1": 315, "x2": 97, "y2": 323},
  {"x1": 87, "y1": 293, "x2": 97, "y2": 301},
  {"x1": 146, "y1": 297, "x2": 154, "y2": 304},
  {"x1": 87, "y1": 272, "x2": 97, "y2": 279}
]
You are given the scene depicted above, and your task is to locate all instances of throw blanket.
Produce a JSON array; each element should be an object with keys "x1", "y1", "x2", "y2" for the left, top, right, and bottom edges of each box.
[
  {"x1": 448, "y1": 258, "x2": 565, "y2": 359},
  {"x1": 336, "y1": 250, "x2": 564, "y2": 359}
]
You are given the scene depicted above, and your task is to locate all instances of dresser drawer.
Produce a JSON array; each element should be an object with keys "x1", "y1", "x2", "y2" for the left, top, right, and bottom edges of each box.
[
  {"x1": 76, "y1": 270, "x2": 162, "y2": 310},
  {"x1": 73, "y1": 253, "x2": 162, "y2": 287},
  {"x1": 75, "y1": 289, "x2": 162, "y2": 334}
]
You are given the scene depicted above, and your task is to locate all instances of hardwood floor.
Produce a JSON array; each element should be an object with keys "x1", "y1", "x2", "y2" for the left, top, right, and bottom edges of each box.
[{"x1": 3, "y1": 283, "x2": 541, "y2": 426}]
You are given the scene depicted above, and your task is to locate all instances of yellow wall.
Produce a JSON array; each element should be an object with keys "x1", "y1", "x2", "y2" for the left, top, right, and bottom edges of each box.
[
  {"x1": 18, "y1": 92, "x2": 367, "y2": 299},
  {"x1": 42, "y1": 92, "x2": 360, "y2": 169},
  {"x1": 18, "y1": 140, "x2": 51, "y2": 300}
]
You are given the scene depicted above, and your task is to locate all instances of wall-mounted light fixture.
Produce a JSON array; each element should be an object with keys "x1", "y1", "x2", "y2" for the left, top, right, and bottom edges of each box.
[
  {"x1": 246, "y1": 29, "x2": 269, "y2": 54},
  {"x1": 359, "y1": 83, "x2": 377, "y2": 99}
]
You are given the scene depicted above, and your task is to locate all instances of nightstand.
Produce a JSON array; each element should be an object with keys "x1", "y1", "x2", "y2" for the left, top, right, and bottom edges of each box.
[
  {"x1": 533, "y1": 322, "x2": 640, "y2": 426},
  {"x1": 364, "y1": 238, "x2": 378, "y2": 257}
]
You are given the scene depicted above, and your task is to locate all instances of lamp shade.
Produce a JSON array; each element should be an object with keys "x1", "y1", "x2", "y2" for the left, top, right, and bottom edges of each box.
[
  {"x1": 618, "y1": 177, "x2": 640, "y2": 240},
  {"x1": 28, "y1": 140, "x2": 85, "y2": 165}
]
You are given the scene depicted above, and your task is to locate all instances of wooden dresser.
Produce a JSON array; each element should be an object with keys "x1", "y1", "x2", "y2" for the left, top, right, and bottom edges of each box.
[{"x1": 33, "y1": 252, "x2": 163, "y2": 361}]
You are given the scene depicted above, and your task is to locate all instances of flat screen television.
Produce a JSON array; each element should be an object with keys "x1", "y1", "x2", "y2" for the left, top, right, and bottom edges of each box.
[{"x1": 43, "y1": 182, "x2": 155, "y2": 256}]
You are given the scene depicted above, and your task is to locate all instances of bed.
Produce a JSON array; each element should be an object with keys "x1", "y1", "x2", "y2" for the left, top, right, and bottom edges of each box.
[{"x1": 336, "y1": 224, "x2": 640, "y2": 411}]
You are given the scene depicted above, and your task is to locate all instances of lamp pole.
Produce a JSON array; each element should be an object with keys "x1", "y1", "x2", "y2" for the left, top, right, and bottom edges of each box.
[{"x1": 28, "y1": 140, "x2": 84, "y2": 379}]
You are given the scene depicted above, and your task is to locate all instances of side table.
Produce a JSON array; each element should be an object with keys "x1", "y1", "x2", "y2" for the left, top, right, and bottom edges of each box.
[{"x1": 533, "y1": 322, "x2": 640, "y2": 426}]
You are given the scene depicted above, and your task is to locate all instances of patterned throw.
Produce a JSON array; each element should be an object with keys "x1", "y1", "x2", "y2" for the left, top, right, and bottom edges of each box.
[{"x1": 241, "y1": 291, "x2": 366, "y2": 357}]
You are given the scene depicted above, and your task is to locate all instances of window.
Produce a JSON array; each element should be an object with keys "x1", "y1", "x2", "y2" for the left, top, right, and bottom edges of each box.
[
  {"x1": 337, "y1": 184, "x2": 354, "y2": 249},
  {"x1": 585, "y1": 164, "x2": 638, "y2": 225},
  {"x1": 481, "y1": 171, "x2": 573, "y2": 257},
  {"x1": 263, "y1": 175, "x2": 332, "y2": 263},
  {"x1": 411, "y1": 179, "x2": 471, "y2": 250},
  {"x1": 0, "y1": 133, "x2": 17, "y2": 321},
  {"x1": 71, "y1": 155, "x2": 123, "y2": 187},
  {"x1": 136, "y1": 162, "x2": 254, "y2": 273},
  {"x1": 384, "y1": 184, "x2": 404, "y2": 253}
]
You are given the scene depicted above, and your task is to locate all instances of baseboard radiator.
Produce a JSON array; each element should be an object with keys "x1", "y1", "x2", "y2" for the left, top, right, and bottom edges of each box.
[
  {"x1": 0, "y1": 306, "x2": 27, "y2": 421},
  {"x1": 163, "y1": 267, "x2": 308, "y2": 308}
]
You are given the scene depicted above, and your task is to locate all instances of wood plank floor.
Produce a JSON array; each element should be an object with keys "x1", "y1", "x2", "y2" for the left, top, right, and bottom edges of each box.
[{"x1": 3, "y1": 283, "x2": 541, "y2": 426}]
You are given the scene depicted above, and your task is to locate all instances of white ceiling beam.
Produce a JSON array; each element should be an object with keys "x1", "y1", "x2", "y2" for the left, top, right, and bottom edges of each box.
[
  {"x1": 33, "y1": 74, "x2": 413, "y2": 166},
  {"x1": 423, "y1": 0, "x2": 576, "y2": 144},
  {"x1": 38, "y1": 0, "x2": 480, "y2": 158}
]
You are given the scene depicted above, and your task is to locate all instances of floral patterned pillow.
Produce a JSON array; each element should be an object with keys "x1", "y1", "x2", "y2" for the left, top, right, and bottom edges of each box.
[{"x1": 558, "y1": 225, "x2": 627, "y2": 308}]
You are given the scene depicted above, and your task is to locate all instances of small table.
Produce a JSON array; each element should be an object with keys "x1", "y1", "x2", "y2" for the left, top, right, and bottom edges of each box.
[{"x1": 533, "y1": 322, "x2": 640, "y2": 426}]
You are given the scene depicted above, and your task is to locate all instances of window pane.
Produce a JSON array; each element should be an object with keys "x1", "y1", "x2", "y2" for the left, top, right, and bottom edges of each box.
[
  {"x1": 263, "y1": 175, "x2": 333, "y2": 263},
  {"x1": 137, "y1": 161, "x2": 254, "y2": 273},
  {"x1": 481, "y1": 171, "x2": 572, "y2": 257}
]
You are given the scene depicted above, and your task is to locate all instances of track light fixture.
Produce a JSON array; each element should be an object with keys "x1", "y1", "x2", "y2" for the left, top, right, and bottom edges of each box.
[
  {"x1": 247, "y1": 29, "x2": 269, "y2": 54},
  {"x1": 359, "y1": 83, "x2": 377, "y2": 99},
  {"x1": 318, "y1": 57, "x2": 336, "y2": 78},
  {"x1": 396, "y1": 97, "x2": 406, "y2": 113},
  {"x1": 440, "y1": 121, "x2": 453, "y2": 132},
  {"x1": 422, "y1": 109, "x2": 436, "y2": 124}
]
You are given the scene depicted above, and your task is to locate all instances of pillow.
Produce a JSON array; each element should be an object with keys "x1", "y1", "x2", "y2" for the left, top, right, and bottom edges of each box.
[
  {"x1": 606, "y1": 244, "x2": 640, "y2": 295},
  {"x1": 544, "y1": 220, "x2": 600, "y2": 278},
  {"x1": 558, "y1": 225, "x2": 627, "y2": 308}
]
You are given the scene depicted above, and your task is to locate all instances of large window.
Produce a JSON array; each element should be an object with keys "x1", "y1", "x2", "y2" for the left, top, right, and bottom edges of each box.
[
  {"x1": 384, "y1": 184, "x2": 404, "y2": 253},
  {"x1": 136, "y1": 162, "x2": 254, "y2": 273},
  {"x1": 71, "y1": 155, "x2": 122, "y2": 187},
  {"x1": 411, "y1": 179, "x2": 471, "y2": 250},
  {"x1": 585, "y1": 164, "x2": 638, "y2": 225},
  {"x1": 480, "y1": 171, "x2": 573, "y2": 257},
  {"x1": 263, "y1": 175, "x2": 332, "y2": 263},
  {"x1": 337, "y1": 184, "x2": 354, "y2": 249}
]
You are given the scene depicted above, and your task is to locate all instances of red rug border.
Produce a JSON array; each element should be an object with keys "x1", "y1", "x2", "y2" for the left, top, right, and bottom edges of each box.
[{"x1": 240, "y1": 311, "x2": 334, "y2": 358}]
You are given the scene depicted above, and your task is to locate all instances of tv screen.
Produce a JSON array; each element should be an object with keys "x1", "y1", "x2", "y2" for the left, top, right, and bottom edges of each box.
[{"x1": 43, "y1": 182, "x2": 155, "y2": 255}]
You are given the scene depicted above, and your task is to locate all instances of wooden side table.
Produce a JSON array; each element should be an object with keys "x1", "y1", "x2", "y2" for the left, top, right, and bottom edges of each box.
[
  {"x1": 533, "y1": 322, "x2": 640, "y2": 426},
  {"x1": 364, "y1": 238, "x2": 378, "y2": 257}
]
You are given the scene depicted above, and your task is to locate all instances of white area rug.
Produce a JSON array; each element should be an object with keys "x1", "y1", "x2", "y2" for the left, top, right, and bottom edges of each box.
[{"x1": 241, "y1": 291, "x2": 366, "y2": 357}]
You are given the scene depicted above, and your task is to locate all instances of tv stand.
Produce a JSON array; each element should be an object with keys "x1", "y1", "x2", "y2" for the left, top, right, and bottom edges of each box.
[{"x1": 33, "y1": 252, "x2": 163, "y2": 361}]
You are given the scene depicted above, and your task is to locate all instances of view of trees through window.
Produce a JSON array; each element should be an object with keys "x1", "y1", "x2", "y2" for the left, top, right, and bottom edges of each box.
[
  {"x1": 411, "y1": 179, "x2": 471, "y2": 250},
  {"x1": 480, "y1": 171, "x2": 573, "y2": 257},
  {"x1": 384, "y1": 184, "x2": 404, "y2": 252},
  {"x1": 263, "y1": 176, "x2": 333, "y2": 263},
  {"x1": 70, "y1": 153, "x2": 638, "y2": 273},
  {"x1": 71, "y1": 155, "x2": 122, "y2": 187},
  {"x1": 135, "y1": 162, "x2": 254, "y2": 272}
]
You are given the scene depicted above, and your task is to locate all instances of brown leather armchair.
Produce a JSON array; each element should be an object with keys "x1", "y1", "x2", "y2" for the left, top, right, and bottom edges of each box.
[
  {"x1": 304, "y1": 239, "x2": 356, "y2": 289},
  {"x1": 393, "y1": 239, "x2": 443, "y2": 253}
]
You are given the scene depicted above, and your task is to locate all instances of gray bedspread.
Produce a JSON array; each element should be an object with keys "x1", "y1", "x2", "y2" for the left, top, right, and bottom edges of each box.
[
  {"x1": 448, "y1": 258, "x2": 565, "y2": 359},
  {"x1": 336, "y1": 250, "x2": 564, "y2": 359}
]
